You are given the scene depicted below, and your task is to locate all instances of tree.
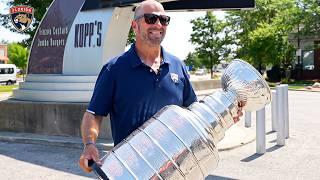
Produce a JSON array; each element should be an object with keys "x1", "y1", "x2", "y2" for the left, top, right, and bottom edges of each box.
[
  {"x1": 296, "y1": 0, "x2": 320, "y2": 37},
  {"x1": 8, "y1": 43, "x2": 29, "y2": 78},
  {"x1": 127, "y1": 27, "x2": 136, "y2": 45},
  {"x1": 190, "y1": 12, "x2": 231, "y2": 78},
  {"x1": 246, "y1": 23, "x2": 295, "y2": 73},
  {"x1": 225, "y1": 0, "x2": 298, "y2": 74},
  {"x1": 184, "y1": 52, "x2": 201, "y2": 70},
  {"x1": 0, "y1": 0, "x2": 54, "y2": 48}
]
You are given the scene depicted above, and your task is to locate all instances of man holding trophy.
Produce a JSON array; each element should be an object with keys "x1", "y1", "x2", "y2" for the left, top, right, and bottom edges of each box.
[{"x1": 79, "y1": 0, "x2": 249, "y2": 178}]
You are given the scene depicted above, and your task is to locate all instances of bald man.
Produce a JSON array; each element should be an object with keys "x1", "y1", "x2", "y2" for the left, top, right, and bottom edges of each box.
[
  {"x1": 79, "y1": 0, "x2": 197, "y2": 172},
  {"x1": 79, "y1": 0, "x2": 243, "y2": 173}
]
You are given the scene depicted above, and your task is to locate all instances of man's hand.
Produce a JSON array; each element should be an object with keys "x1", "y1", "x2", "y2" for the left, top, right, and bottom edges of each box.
[
  {"x1": 79, "y1": 144, "x2": 101, "y2": 173},
  {"x1": 80, "y1": 112, "x2": 103, "y2": 173},
  {"x1": 233, "y1": 101, "x2": 244, "y2": 123}
]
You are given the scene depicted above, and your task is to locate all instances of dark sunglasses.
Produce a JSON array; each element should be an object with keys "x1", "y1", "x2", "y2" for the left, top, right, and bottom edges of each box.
[{"x1": 135, "y1": 13, "x2": 170, "y2": 26}]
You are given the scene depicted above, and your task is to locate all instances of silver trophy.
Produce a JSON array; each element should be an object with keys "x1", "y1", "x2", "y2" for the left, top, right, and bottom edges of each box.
[{"x1": 90, "y1": 59, "x2": 271, "y2": 179}]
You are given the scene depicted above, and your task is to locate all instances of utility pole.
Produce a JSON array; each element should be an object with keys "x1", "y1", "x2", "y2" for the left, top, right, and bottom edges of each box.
[
  {"x1": 297, "y1": 23, "x2": 302, "y2": 80},
  {"x1": 295, "y1": 1, "x2": 303, "y2": 80}
]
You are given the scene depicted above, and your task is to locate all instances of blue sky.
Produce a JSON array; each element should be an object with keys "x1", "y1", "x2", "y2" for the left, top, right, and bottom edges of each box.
[{"x1": 0, "y1": 0, "x2": 225, "y2": 60}]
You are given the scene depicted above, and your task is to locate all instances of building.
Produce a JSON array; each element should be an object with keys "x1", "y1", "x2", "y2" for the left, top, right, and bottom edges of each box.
[
  {"x1": 0, "y1": 44, "x2": 9, "y2": 64},
  {"x1": 289, "y1": 34, "x2": 320, "y2": 80}
]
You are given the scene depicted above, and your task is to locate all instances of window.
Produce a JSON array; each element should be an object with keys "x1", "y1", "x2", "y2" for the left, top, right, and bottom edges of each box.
[
  {"x1": 302, "y1": 50, "x2": 314, "y2": 70},
  {"x1": 0, "y1": 68, "x2": 5, "y2": 74},
  {"x1": 0, "y1": 49, "x2": 4, "y2": 57},
  {"x1": 0, "y1": 68, "x2": 14, "y2": 74},
  {"x1": 8, "y1": 68, "x2": 14, "y2": 74}
]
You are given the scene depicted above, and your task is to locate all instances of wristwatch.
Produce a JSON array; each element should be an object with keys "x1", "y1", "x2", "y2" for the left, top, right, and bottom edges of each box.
[{"x1": 84, "y1": 140, "x2": 95, "y2": 147}]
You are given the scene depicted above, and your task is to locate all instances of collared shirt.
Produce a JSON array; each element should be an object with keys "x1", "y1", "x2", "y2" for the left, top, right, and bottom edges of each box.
[{"x1": 88, "y1": 43, "x2": 197, "y2": 145}]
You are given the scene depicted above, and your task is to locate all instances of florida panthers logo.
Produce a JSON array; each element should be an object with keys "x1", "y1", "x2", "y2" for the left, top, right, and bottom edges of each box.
[{"x1": 9, "y1": 5, "x2": 34, "y2": 32}]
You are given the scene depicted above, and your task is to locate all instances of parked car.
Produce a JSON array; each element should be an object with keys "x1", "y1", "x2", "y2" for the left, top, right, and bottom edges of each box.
[
  {"x1": 212, "y1": 67, "x2": 225, "y2": 73},
  {"x1": 0, "y1": 64, "x2": 17, "y2": 85},
  {"x1": 304, "y1": 65, "x2": 314, "y2": 70},
  {"x1": 212, "y1": 63, "x2": 227, "y2": 73},
  {"x1": 195, "y1": 68, "x2": 206, "y2": 75}
]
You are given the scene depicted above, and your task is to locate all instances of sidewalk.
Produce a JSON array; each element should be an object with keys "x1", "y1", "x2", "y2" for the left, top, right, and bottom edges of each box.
[
  {"x1": 195, "y1": 88, "x2": 217, "y2": 97},
  {"x1": 209, "y1": 90, "x2": 320, "y2": 179},
  {"x1": 0, "y1": 131, "x2": 113, "y2": 151},
  {"x1": 0, "y1": 92, "x2": 11, "y2": 101}
]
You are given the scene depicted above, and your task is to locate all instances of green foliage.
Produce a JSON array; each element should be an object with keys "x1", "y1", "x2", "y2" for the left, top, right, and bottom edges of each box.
[
  {"x1": 0, "y1": 0, "x2": 54, "y2": 48},
  {"x1": 7, "y1": 43, "x2": 29, "y2": 74},
  {"x1": 296, "y1": 0, "x2": 320, "y2": 37},
  {"x1": 184, "y1": 52, "x2": 201, "y2": 69},
  {"x1": 190, "y1": 12, "x2": 232, "y2": 78},
  {"x1": 188, "y1": 0, "x2": 319, "y2": 80},
  {"x1": 224, "y1": 0, "x2": 300, "y2": 73},
  {"x1": 127, "y1": 27, "x2": 136, "y2": 45},
  {"x1": 246, "y1": 23, "x2": 295, "y2": 71}
]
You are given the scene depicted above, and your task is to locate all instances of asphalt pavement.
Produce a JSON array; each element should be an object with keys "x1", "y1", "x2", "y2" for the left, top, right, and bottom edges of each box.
[
  {"x1": 0, "y1": 90, "x2": 319, "y2": 179},
  {"x1": 207, "y1": 90, "x2": 320, "y2": 180},
  {"x1": 0, "y1": 141, "x2": 94, "y2": 179}
]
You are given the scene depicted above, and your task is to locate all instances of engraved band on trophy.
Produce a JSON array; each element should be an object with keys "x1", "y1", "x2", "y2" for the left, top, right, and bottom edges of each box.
[{"x1": 91, "y1": 59, "x2": 271, "y2": 179}]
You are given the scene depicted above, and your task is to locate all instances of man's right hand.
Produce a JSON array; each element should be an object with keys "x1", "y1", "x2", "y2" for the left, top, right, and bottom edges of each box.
[{"x1": 79, "y1": 144, "x2": 101, "y2": 173}]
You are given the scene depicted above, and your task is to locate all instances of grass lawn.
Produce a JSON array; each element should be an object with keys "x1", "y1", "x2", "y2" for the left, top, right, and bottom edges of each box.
[
  {"x1": 288, "y1": 85, "x2": 306, "y2": 90},
  {"x1": 0, "y1": 85, "x2": 19, "y2": 92},
  {"x1": 268, "y1": 79, "x2": 315, "y2": 91}
]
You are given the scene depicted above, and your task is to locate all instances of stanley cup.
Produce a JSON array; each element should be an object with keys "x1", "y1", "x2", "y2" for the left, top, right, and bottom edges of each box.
[{"x1": 91, "y1": 59, "x2": 271, "y2": 180}]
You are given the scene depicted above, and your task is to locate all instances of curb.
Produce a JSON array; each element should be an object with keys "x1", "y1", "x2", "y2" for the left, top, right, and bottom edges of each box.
[
  {"x1": 0, "y1": 132, "x2": 114, "y2": 151},
  {"x1": 270, "y1": 87, "x2": 320, "y2": 93},
  {"x1": 289, "y1": 88, "x2": 320, "y2": 92},
  {"x1": 0, "y1": 92, "x2": 12, "y2": 100}
]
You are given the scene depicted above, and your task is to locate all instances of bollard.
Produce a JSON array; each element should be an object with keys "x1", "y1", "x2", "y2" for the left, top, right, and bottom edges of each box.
[
  {"x1": 256, "y1": 107, "x2": 266, "y2": 154},
  {"x1": 281, "y1": 84, "x2": 289, "y2": 139},
  {"x1": 276, "y1": 85, "x2": 285, "y2": 146},
  {"x1": 271, "y1": 91, "x2": 277, "y2": 132},
  {"x1": 245, "y1": 111, "x2": 251, "y2": 128}
]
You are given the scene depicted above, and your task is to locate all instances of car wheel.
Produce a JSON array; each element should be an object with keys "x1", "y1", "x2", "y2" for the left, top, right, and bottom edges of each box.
[{"x1": 6, "y1": 80, "x2": 12, "y2": 85}]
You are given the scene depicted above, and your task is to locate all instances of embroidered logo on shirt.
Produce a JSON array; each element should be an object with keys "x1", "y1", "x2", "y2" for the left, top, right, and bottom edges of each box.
[{"x1": 170, "y1": 73, "x2": 179, "y2": 83}]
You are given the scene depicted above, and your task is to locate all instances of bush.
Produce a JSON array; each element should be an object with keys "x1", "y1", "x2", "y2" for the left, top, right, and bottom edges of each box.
[{"x1": 266, "y1": 66, "x2": 284, "y2": 82}]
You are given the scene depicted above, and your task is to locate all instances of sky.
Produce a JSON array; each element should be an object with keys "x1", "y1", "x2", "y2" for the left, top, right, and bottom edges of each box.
[
  {"x1": 0, "y1": 0, "x2": 225, "y2": 60},
  {"x1": 160, "y1": 10, "x2": 225, "y2": 59},
  {"x1": 0, "y1": 0, "x2": 29, "y2": 43}
]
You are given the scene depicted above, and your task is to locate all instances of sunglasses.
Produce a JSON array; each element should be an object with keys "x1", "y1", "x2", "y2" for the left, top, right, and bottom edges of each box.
[{"x1": 135, "y1": 13, "x2": 170, "y2": 26}]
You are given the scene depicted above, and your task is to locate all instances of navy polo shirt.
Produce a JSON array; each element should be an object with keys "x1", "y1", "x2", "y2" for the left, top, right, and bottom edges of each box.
[{"x1": 88, "y1": 43, "x2": 197, "y2": 145}]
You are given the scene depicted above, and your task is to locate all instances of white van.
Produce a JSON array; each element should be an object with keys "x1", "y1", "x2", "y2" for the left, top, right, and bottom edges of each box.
[{"x1": 0, "y1": 64, "x2": 17, "y2": 85}]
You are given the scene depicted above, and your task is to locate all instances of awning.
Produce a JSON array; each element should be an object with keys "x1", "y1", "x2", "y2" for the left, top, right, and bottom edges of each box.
[{"x1": 81, "y1": 0, "x2": 255, "y2": 11}]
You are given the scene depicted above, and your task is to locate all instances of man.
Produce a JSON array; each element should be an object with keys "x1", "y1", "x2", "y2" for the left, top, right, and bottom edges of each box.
[{"x1": 79, "y1": 0, "x2": 242, "y2": 173}]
